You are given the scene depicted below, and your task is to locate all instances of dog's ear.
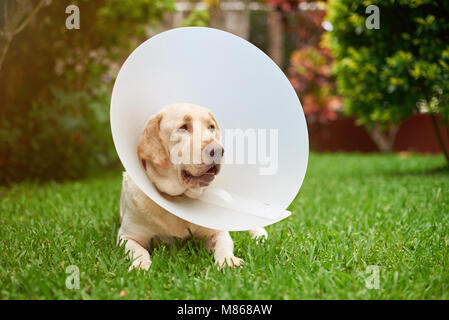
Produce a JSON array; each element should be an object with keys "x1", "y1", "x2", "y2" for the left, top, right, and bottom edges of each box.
[{"x1": 138, "y1": 113, "x2": 170, "y2": 170}]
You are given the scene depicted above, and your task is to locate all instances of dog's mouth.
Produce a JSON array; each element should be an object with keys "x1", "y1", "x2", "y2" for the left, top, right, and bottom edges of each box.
[{"x1": 181, "y1": 164, "x2": 221, "y2": 187}]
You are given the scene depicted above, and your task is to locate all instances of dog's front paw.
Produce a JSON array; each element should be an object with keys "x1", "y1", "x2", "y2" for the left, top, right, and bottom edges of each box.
[
  {"x1": 249, "y1": 228, "x2": 268, "y2": 244},
  {"x1": 215, "y1": 256, "x2": 244, "y2": 270},
  {"x1": 128, "y1": 258, "x2": 152, "y2": 272}
]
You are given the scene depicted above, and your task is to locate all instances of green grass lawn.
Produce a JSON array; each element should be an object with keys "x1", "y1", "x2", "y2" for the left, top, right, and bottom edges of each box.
[{"x1": 1, "y1": 153, "x2": 448, "y2": 299}]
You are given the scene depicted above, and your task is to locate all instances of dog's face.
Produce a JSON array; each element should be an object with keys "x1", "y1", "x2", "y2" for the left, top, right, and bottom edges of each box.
[{"x1": 138, "y1": 103, "x2": 223, "y2": 198}]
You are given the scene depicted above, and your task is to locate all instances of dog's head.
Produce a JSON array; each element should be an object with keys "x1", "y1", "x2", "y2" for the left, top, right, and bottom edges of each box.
[{"x1": 138, "y1": 103, "x2": 223, "y2": 198}]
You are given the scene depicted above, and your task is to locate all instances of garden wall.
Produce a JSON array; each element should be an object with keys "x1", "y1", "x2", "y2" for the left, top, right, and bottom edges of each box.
[{"x1": 308, "y1": 114, "x2": 449, "y2": 154}]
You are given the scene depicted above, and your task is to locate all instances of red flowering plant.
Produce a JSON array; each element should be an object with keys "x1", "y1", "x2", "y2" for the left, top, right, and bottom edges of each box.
[
  {"x1": 268, "y1": 0, "x2": 342, "y2": 123},
  {"x1": 289, "y1": 45, "x2": 341, "y2": 123}
]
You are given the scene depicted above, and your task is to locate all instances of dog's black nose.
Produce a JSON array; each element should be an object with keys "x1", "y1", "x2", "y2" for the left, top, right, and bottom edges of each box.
[
  {"x1": 209, "y1": 145, "x2": 224, "y2": 158},
  {"x1": 203, "y1": 142, "x2": 224, "y2": 164}
]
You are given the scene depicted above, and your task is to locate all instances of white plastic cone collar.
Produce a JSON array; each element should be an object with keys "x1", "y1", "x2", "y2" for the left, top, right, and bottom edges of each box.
[{"x1": 111, "y1": 27, "x2": 308, "y2": 231}]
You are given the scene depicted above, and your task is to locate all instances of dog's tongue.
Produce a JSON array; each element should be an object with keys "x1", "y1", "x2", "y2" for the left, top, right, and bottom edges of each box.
[
  {"x1": 198, "y1": 173, "x2": 215, "y2": 181},
  {"x1": 204, "y1": 166, "x2": 216, "y2": 175},
  {"x1": 197, "y1": 174, "x2": 215, "y2": 187}
]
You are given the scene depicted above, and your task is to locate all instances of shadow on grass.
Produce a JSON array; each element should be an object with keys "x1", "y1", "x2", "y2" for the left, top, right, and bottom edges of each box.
[
  {"x1": 384, "y1": 164, "x2": 449, "y2": 177},
  {"x1": 0, "y1": 165, "x2": 122, "y2": 189}
]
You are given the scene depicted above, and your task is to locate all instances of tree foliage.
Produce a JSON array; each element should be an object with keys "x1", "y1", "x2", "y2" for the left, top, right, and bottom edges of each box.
[
  {"x1": 326, "y1": 0, "x2": 449, "y2": 125},
  {"x1": 0, "y1": 0, "x2": 174, "y2": 182}
]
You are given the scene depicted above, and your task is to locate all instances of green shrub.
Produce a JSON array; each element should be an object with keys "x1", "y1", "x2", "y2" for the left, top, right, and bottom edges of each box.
[
  {"x1": 325, "y1": 0, "x2": 449, "y2": 158},
  {"x1": 0, "y1": 0, "x2": 174, "y2": 183},
  {"x1": 326, "y1": 0, "x2": 449, "y2": 124},
  {"x1": 0, "y1": 83, "x2": 115, "y2": 181}
]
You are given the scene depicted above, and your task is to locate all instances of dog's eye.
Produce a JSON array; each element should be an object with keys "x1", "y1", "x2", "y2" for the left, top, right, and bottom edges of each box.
[
  {"x1": 178, "y1": 124, "x2": 188, "y2": 131},
  {"x1": 209, "y1": 125, "x2": 215, "y2": 131}
]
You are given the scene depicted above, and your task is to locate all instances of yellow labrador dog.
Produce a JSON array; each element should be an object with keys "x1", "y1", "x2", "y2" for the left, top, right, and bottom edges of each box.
[{"x1": 118, "y1": 103, "x2": 267, "y2": 271}]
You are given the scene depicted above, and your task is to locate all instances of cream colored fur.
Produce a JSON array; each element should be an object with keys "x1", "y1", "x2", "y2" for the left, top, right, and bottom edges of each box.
[{"x1": 118, "y1": 103, "x2": 267, "y2": 271}]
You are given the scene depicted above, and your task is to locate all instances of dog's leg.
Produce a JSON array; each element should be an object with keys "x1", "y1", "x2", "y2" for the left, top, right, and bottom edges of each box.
[
  {"x1": 118, "y1": 236, "x2": 152, "y2": 272},
  {"x1": 248, "y1": 227, "x2": 268, "y2": 242},
  {"x1": 205, "y1": 231, "x2": 243, "y2": 269}
]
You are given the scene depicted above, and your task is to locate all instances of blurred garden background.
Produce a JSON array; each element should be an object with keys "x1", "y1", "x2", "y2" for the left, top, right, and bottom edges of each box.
[
  {"x1": 0, "y1": 0, "x2": 448, "y2": 182},
  {"x1": 1, "y1": 0, "x2": 449, "y2": 299}
]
